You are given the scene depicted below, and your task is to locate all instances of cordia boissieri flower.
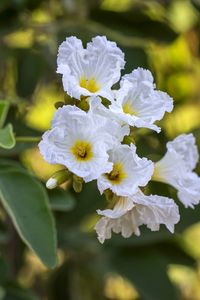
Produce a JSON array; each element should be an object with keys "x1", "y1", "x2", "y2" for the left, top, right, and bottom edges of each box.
[
  {"x1": 39, "y1": 103, "x2": 129, "y2": 182},
  {"x1": 152, "y1": 134, "x2": 200, "y2": 208},
  {"x1": 57, "y1": 36, "x2": 125, "y2": 101},
  {"x1": 95, "y1": 190, "x2": 180, "y2": 243},
  {"x1": 97, "y1": 144, "x2": 154, "y2": 196},
  {"x1": 109, "y1": 68, "x2": 173, "y2": 132}
]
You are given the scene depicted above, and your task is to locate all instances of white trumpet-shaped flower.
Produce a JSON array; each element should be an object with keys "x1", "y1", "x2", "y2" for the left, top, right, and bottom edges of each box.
[
  {"x1": 57, "y1": 36, "x2": 125, "y2": 101},
  {"x1": 95, "y1": 191, "x2": 180, "y2": 243},
  {"x1": 39, "y1": 104, "x2": 128, "y2": 182},
  {"x1": 153, "y1": 134, "x2": 200, "y2": 208},
  {"x1": 97, "y1": 144, "x2": 154, "y2": 196},
  {"x1": 109, "y1": 67, "x2": 173, "y2": 132}
]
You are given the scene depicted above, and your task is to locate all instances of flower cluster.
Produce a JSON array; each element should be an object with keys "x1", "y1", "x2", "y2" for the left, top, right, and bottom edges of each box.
[{"x1": 39, "y1": 36, "x2": 200, "y2": 243}]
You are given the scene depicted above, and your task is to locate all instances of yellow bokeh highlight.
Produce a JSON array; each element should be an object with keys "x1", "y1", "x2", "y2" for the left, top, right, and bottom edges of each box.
[
  {"x1": 22, "y1": 147, "x2": 61, "y2": 181},
  {"x1": 4, "y1": 29, "x2": 34, "y2": 48},
  {"x1": 169, "y1": 0, "x2": 198, "y2": 33},
  {"x1": 25, "y1": 84, "x2": 62, "y2": 131},
  {"x1": 183, "y1": 223, "x2": 200, "y2": 259},
  {"x1": 163, "y1": 104, "x2": 200, "y2": 138},
  {"x1": 104, "y1": 273, "x2": 138, "y2": 300},
  {"x1": 168, "y1": 265, "x2": 200, "y2": 300},
  {"x1": 101, "y1": 0, "x2": 132, "y2": 12},
  {"x1": 31, "y1": 9, "x2": 54, "y2": 24}
]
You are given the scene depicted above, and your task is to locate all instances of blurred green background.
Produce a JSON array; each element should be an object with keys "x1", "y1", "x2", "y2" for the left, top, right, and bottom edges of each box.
[{"x1": 0, "y1": 0, "x2": 200, "y2": 299}]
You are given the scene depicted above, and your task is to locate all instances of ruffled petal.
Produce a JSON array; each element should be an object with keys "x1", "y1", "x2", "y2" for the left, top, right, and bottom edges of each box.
[
  {"x1": 153, "y1": 134, "x2": 200, "y2": 208},
  {"x1": 175, "y1": 173, "x2": 200, "y2": 208},
  {"x1": 97, "y1": 144, "x2": 154, "y2": 196},
  {"x1": 167, "y1": 133, "x2": 199, "y2": 171},
  {"x1": 39, "y1": 103, "x2": 129, "y2": 182},
  {"x1": 57, "y1": 36, "x2": 125, "y2": 100},
  {"x1": 133, "y1": 192, "x2": 180, "y2": 233},
  {"x1": 109, "y1": 67, "x2": 173, "y2": 132},
  {"x1": 95, "y1": 191, "x2": 179, "y2": 243}
]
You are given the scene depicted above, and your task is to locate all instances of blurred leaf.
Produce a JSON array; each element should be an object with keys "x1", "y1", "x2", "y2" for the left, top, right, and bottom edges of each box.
[
  {"x1": 191, "y1": 0, "x2": 200, "y2": 12},
  {"x1": 48, "y1": 188, "x2": 76, "y2": 212},
  {"x1": 0, "y1": 256, "x2": 9, "y2": 284},
  {"x1": 0, "y1": 124, "x2": 16, "y2": 149},
  {"x1": 112, "y1": 247, "x2": 178, "y2": 300},
  {"x1": 16, "y1": 49, "x2": 45, "y2": 98},
  {"x1": 0, "y1": 168, "x2": 57, "y2": 268},
  {"x1": 0, "y1": 101, "x2": 10, "y2": 128},
  {"x1": 0, "y1": 287, "x2": 5, "y2": 300},
  {"x1": 90, "y1": 10, "x2": 178, "y2": 43},
  {"x1": 4, "y1": 284, "x2": 38, "y2": 300},
  {"x1": 60, "y1": 182, "x2": 106, "y2": 226}
]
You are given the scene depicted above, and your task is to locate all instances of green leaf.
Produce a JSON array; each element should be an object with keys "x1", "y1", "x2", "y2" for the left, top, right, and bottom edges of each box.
[
  {"x1": 0, "y1": 124, "x2": 16, "y2": 149},
  {"x1": 0, "y1": 101, "x2": 9, "y2": 128},
  {"x1": 0, "y1": 169, "x2": 57, "y2": 268},
  {"x1": 48, "y1": 188, "x2": 76, "y2": 212}
]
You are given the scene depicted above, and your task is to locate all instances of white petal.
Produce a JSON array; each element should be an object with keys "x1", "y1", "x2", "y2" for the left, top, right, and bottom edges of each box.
[
  {"x1": 153, "y1": 134, "x2": 200, "y2": 208},
  {"x1": 57, "y1": 36, "x2": 125, "y2": 100},
  {"x1": 121, "y1": 67, "x2": 155, "y2": 95},
  {"x1": 132, "y1": 192, "x2": 180, "y2": 233},
  {"x1": 95, "y1": 210, "x2": 141, "y2": 243},
  {"x1": 110, "y1": 68, "x2": 173, "y2": 132},
  {"x1": 97, "y1": 197, "x2": 134, "y2": 219},
  {"x1": 167, "y1": 133, "x2": 199, "y2": 171},
  {"x1": 39, "y1": 104, "x2": 123, "y2": 182},
  {"x1": 175, "y1": 173, "x2": 200, "y2": 208},
  {"x1": 97, "y1": 144, "x2": 154, "y2": 196}
]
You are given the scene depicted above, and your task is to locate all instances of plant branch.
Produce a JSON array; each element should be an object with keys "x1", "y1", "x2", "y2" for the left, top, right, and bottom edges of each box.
[{"x1": 15, "y1": 136, "x2": 41, "y2": 143}]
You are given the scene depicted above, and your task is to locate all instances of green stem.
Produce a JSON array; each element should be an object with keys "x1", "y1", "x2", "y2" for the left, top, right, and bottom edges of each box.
[{"x1": 15, "y1": 136, "x2": 41, "y2": 143}]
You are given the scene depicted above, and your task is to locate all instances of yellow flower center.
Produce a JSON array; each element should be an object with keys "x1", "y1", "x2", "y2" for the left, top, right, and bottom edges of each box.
[
  {"x1": 80, "y1": 77, "x2": 100, "y2": 93},
  {"x1": 106, "y1": 162, "x2": 127, "y2": 185},
  {"x1": 122, "y1": 101, "x2": 137, "y2": 116},
  {"x1": 71, "y1": 140, "x2": 93, "y2": 162}
]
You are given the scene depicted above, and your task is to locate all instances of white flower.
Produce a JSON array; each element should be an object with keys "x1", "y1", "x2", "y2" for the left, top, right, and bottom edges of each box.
[
  {"x1": 97, "y1": 144, "x2": 154, "y2": 196},
  {"x1": 39, "y1": 104, "x2": 127, "y2": 182},
  {"x1": 109, "y1": 67, "x2": 173, "y2": 132},
  {"x1": 153, "y1": 133, "x2": 200, "y2": 208},
  {"x1": 88, "y1": 96, "x2": 130, "y2": 143},
  {"x1": 57, "y1": 36, "x2": 125, "y2": 101},
  {"x1": 95, "y1": 191, "x2": 180, "y2": 243}
]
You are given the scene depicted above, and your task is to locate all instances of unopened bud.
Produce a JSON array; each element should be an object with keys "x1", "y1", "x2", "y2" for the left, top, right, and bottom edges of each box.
[
  {"x1": 72, "y1": 175, "x2": 84, "y2": 193},
  {"x1": 46, "y1": 169, "x2": 71, "y2": 189},
  {"x1": 122, "y1": 135, "x2": 135, "y2": 145}
]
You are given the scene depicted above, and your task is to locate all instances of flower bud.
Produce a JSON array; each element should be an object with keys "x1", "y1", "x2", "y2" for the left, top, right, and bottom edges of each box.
[
  {"x1": 46, "y1": 169, "x2": 71, "y2": 189},
  {"x1": 72, "y1": 175, "x2": 84, "y2": 193}
]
